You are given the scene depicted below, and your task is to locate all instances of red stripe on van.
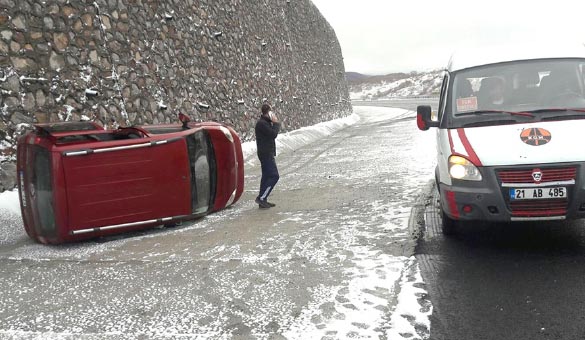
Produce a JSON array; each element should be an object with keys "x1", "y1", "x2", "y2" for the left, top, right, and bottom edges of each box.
[
  {"x1": 457, "y1": 128, "x2": 482, "y2": 166},
  {"x1": 448, "y1": 129, "x2": 455, "y2": 154}
]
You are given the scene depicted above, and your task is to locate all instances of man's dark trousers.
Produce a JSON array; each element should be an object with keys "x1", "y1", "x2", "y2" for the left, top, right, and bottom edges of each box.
[{"x1": 258, "y1": 155, "x2": 279, "y2": 201}]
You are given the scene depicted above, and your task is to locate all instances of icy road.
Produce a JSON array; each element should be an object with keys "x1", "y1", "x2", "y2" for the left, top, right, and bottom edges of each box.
[{"x1": 0, "y1": 106, "x2": 437, "y2": 339}]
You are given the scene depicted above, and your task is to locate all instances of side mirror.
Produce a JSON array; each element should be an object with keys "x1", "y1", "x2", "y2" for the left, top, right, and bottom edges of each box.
[
  {"x1": 416, "y1": 105, "x2": 439, "y2": 131},
  {"x1": 178, "y1": 112, "x2": 191, "y2": 129}
]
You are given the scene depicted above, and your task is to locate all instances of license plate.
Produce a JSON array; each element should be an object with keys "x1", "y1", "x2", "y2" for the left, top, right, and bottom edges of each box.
[{"x1": 509, "y1": 187, "x2": 567, "y2": 200}]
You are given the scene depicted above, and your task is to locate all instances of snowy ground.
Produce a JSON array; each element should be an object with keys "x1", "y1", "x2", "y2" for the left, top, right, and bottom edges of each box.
[{"x1": 0, "y1": 106, "x2": 436, "y2": 339}]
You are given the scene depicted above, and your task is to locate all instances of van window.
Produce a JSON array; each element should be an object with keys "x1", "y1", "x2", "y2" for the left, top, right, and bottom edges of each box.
[
  {"x1": 579, "y1": 63, "x2": 585, "y2": 89},
  {"x1": 185, "y1": 131, "x2": 215, "y2": 214},
  {"x1": 437, "y1": 73, "x2": 450, "y2": 121},
  {"x1": 448, "y1": 58, "x2": 585, "y2": 127}
]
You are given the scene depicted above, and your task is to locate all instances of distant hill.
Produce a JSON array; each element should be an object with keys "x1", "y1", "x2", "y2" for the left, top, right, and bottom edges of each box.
[
  {"x1": 345, "y1": 72, "x2": 370, "y2": 83},
  {"x1": 346, "y1": 70, "x2": 443, "y2": 100},
  {"x1": 346, "y1": 72, "x2": 411, "y2": 85}
]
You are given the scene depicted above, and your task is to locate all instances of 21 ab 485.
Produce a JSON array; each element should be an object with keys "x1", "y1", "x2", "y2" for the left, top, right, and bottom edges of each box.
[{"x1": 511, "y1": 187, "x2": 567, "y2": 200}]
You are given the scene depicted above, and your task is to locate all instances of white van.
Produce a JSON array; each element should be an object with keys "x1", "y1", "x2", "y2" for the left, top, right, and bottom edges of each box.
[{"x1": 417, "y1": 46, "x2": 585, "y2": 234}]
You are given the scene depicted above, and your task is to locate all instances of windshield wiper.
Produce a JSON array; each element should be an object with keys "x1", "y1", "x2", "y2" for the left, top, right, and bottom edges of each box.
[
  {"x1": 526, "y1": 108, "x2": 585, "y2": 122},
  {"x1": 526, "y1": 108, "x2": 585, "y2": 114},
  {"x1": 455, "y1": 110, "x2": 534, "y2": 118},
  {"x1": 462, "y1": 119, "x2": 519, "y2": 128}
]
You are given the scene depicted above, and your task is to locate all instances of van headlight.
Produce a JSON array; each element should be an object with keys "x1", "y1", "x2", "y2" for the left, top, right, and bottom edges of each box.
[
  {"x1": 219, "y1": 126, "x2": 234, "y2": 143},
  {"x1": 449, "y1": 155, "x2": 482, "y2": 181}
]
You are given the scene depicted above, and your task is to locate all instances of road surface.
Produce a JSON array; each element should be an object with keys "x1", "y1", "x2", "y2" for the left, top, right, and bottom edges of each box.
[
  {"x1": 4, "y1": 101, "x2": 582, "y2": 340},
  {"x1": 0, "y1": 106, "x2": 436, "y2": 339},
  {"x1": 418, "y1": 189, "x2": 585, "y2": 340}
]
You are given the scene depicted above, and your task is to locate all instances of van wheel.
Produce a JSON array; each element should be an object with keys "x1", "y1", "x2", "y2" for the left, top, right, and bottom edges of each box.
[{"x1": 441, "y1": 211, "x2": 458, "y2": 235}]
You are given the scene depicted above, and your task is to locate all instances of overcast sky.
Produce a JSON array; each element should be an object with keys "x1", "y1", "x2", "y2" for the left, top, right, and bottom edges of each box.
[{"x1": 311, "y1": 0, "x2": 585, "y2": 75}]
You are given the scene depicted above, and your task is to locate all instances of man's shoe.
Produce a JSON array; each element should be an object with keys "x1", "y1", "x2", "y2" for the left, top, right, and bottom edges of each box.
[
  {"x1": 258, "y1": 200, "x2": 271, "y2": 209},
  {"x1": 266, "y1": 201, "x2": 276, "y2": 207},
  {"x1": 255, "y1": 197, "x2": 261, "y2": 204}
]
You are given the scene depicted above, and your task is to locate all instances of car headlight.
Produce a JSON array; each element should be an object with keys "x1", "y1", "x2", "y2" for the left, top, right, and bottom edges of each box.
[
  {"x1": 448, "y1": 155, "x2": 482, "y2": 181},
  {"x1": 219, "y1": 126, "x2": 234, "y2": 143}
]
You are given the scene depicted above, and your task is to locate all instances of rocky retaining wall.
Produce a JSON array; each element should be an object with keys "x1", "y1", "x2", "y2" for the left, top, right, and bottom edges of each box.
[{"x1": 0, "y1": 0, "x2": 351, "y2": 191}]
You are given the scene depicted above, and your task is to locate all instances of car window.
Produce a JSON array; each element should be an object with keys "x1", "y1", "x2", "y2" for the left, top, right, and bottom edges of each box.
[
  {"x1": 31, "y1": 146, "x2": 56, "y2": 233},
  {"x1": 186, "y1": 130, "x2": 212, "y2": 214}
]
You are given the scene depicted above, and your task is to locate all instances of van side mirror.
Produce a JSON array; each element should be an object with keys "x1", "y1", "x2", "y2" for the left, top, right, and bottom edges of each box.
[{"x1": 416, "y1": 105, "x2": 439, "y2": 131}]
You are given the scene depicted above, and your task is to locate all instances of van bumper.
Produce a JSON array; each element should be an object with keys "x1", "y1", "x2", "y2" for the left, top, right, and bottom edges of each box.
[{"x1": 439, "y1": 164, "x2": 585, "y2": 222}]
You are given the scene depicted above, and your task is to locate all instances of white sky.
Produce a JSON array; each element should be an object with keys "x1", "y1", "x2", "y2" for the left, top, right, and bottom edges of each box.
[{"x1": 311, "y1": 0, "x2": 585, "y2": 75}]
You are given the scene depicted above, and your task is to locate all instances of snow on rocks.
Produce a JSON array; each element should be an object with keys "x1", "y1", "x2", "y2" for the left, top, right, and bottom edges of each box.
[{"x1": 350, "y1": 71, "x2": 443, "y2": 101}]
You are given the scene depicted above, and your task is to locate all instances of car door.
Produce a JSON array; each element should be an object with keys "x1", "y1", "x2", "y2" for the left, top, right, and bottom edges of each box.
[{"x1": 62, "y1": 138, "x2": 192, "y2": 231}]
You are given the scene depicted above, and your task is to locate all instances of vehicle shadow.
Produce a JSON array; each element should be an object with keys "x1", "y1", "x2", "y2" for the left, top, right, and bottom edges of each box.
[{"x1": 450, "y1": 219, "x2": 585, "y2": 256}]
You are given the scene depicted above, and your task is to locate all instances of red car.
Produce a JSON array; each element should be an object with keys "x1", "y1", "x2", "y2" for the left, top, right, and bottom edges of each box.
[{"x1": 16, "y1": 116, "x2": 244, "y2": 244}]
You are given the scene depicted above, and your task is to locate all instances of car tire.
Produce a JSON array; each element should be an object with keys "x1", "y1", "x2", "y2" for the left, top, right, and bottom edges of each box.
[
  {"x1": 164, "y1": 221, "x2": 182, "y2": 228},
  {"x1": 441, "y1": 210, "x2": 458, "y2": 235}
]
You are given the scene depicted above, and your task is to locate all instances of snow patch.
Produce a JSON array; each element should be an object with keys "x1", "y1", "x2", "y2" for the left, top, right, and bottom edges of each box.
[
  {"x1": 387, "y1": 259, "x2": 433, "y2": 339},
  {"x1": 59, "y1": 105, "x2": 75, "y2": 121},
  {"x1": 242, "y1": 112, "x2": 360, "y2": 163},
  {"x1": 283, "y1": 254, "x2": 410, "y2": 339},
  {"x1": 0, "y1": 190, "x2": 21, "y2": 215}
]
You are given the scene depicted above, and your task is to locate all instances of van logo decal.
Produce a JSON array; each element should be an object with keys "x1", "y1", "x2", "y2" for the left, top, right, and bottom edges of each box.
[
  {"x1": 520, "y1": 128, "x2": 551, "y2": 146},
  {"x1": 532, "y1": 169, "x2": 543, "y2": 183}
]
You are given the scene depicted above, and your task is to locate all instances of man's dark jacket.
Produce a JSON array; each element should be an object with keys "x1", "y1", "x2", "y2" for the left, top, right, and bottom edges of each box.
[{"x1": 255, "y1": 115, "x2": 280, "y2": 158}]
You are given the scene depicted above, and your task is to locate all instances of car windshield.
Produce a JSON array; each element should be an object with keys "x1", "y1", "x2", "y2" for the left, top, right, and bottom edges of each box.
[{"x1": 451, "y1": 58, "x2": 585, "y2": 124}]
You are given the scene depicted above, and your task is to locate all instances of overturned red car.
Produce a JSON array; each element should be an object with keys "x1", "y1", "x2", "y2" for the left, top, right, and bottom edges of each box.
[{"x1": 16, "y1": 116, "x2": 244, "y2": 244}]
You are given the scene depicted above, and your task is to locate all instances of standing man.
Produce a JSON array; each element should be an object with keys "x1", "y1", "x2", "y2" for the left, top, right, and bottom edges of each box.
[{"x1": 255, "y1": 103, "x2": 280, "y2": 209}]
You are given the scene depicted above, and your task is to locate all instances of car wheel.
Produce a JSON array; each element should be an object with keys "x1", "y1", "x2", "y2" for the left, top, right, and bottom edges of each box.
[
  {"x1": 441, "y1": 210, "x2": 458, "y2": 235},
  {"x1": 164, "y1": 221, "x2": 182, "y2": 228}
]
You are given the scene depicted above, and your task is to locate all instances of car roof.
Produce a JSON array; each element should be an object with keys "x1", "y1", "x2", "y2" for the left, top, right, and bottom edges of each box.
[{"x1": 447, "y1": 43, "x2": 585, "y2": 72}]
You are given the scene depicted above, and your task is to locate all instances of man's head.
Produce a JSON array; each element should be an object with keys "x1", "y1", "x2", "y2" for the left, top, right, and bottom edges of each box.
[{"x1": 261, "y1": 104, "x2": 271, "y2": 116}]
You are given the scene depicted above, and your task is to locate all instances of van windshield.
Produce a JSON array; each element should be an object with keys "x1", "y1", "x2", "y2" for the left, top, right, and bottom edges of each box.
[{"x1": 450, "y1": 58, "x2": 585, "y2": 125}]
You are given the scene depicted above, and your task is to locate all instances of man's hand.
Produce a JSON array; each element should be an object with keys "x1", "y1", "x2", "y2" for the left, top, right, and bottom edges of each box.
[{"x1": 269, "y1": 111, "x2": 278, "y2": 123}]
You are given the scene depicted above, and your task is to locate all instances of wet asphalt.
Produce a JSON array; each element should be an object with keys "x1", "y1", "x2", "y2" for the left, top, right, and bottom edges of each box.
[
  {"x1": 371, "y1": 98, "x2": 585, "y2": 340},
  {"x1": 417, "y1": 188, "x2": 585, "y2": 340}
]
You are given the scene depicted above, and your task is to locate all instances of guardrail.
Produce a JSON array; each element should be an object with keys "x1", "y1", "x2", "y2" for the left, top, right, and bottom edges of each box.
[{"x1": 351, "y1": 96, "x2": 440, "y2": 101}]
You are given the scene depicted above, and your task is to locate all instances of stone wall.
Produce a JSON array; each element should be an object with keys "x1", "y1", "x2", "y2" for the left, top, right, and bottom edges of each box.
[{"x1": 0, "y1": 0, "x2": 351, "y2": 191}]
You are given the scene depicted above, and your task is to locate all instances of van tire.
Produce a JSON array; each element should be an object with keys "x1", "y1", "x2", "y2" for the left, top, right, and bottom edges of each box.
[{"x1": 441, "y1": 210, "x2": 458, "y2": 235}]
